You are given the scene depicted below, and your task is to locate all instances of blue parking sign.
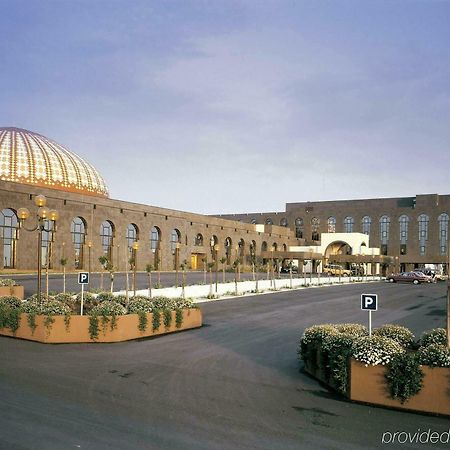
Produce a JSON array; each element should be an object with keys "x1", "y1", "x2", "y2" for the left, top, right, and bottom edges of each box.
[
  {"x1": 78, "y1": 272, "x2": 89, "y2": 284},
  {"x1": 361, "y1": 294, "x2": 377, "y2": 311}
]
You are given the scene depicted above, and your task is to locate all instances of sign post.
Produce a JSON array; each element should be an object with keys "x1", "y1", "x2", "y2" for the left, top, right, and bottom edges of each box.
[
  {"x1": 361, "y1": 293, "x2": 378, "y2": 336},
  {"x1": 78, "y1": 272, "x2": 90, "y2": 316}
]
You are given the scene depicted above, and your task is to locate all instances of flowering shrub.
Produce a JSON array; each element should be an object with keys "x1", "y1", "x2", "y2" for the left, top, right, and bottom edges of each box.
[
  {"x1": 90, "y1": 301, "x2": 127, "y2": 317},
  {"x1": 419, "y1": 328, "x2": 447, "y2": 347},
  {"x1": 373, "y1": 324, "x2": 415, "y2": 348},
  {"x1": 0, "y1": 279, "x2": 16, "y2": 287},
  {"x1": 0, "y1": 296, "x2": 22, "y2": 332},
  {"x1": 96, "y1": 291, "x2": 116, "y2": 302},
  {"x1": 128, "y1": 297, "x2": 154, "y2": 314},
  {"x1": 334, "y1": 323, "x2": 368, "y2": 337},
  {"x1": 351, "y1": 335, "x2": 405, "y2": 367},
  {"x1": 417, "y1": 344, "x2": 450, "y2": 367},
  {"x1": 0, "y1": 296, "x2": 22, "y2": 309},
  {"x1": 21, "y1": 299, "x2": 71, "y2": 315}
]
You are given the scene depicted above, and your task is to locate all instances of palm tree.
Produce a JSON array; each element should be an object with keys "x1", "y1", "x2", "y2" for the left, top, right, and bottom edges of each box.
[
  {"x1": 60, "y1": 257, "x2": 67, "y2": 294},
  {"x1": 145, "y1": 263, "x2": 153, "y2": 298}
]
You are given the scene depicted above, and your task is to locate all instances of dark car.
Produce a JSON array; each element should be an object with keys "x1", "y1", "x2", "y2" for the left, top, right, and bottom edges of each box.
[
  {"x1": 386, "y1": 271, "x2": 429, "y2": 284},
  {"x1": 280, "y1": 265, "x2": 298, "y2": 274}
]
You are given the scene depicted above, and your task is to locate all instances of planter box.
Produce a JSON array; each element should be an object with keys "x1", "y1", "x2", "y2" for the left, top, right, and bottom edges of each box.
[
  {"x1": 0, "y1": 286, "x2": 24, "y2": 299},
  {"x1": 349, "y1": 359, "x2": 450, "y2": 416},
  {"x1": 0, "y1": 309, "x2": 202, "y2": 343}
]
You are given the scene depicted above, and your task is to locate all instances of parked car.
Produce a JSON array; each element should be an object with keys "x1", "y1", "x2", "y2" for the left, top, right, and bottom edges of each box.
[
  {"x1": 280, "y1": 265, "x2": 298, "y2": 274},
  {"x1": 414, "y1": 268, "x2": 446, "y2": 282},
  {"x1": 386, "y1": 271, "x2": 429, "y2": 284},
  {"x1": 323, "y1": 264, "x2": 352, "y2": 277},
  {"x1": 412, "y1": 269, "x2": 433, "y2": 283}
]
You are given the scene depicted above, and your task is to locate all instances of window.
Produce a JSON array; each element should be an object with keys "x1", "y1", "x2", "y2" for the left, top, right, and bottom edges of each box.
[
  {"x1": 280, "y1": 218, "x2": 288, "y2": 227},
  {"x1": 171, "y1": 229, "x2": 181, "y2": 255},
  {"x1": 150, "y1": 226, "x2": 161, "y2": 253},
  {"x1": 311, "y1": 217, "x2": 320, "y2": 241},
  {"x1": 295, "y1": 218, "x2": 304, "y2": 239},
  {"x1": 418, "y1": 214, "x2": 429, "y2": 256},
  {"x1": 238, "y1": 238, "x2": 245, "y2": 258},
  {"x1": 194, "y1": 233, "x2": 203, "y2": 246},
  {"x1": 71, "y1": 217, "x2": 86, "y2": 269},
  {"x1": 126, "y1": 223, "x2": 139, "y2": 250},
  {"x1": 261, "y1": 241, "x2": 268, "y2": 252},
  {"x1": 100, "y1": 221, "x2": 114, "y2": 260},
  {"x1": 251, "y1": 218, "x2": 257, "y2": 224},
  {"x1": 0, "y1": 209, "x2": 18, "y2": 268},
  {"x1": 361, "y1": 216, "x2": 371, "y2": 235},
  {"x1": 327, "y1": 217, "x2": 336, "y2": 233},
  {"x1": 272, "y1": 243, "x2": 278, "y2": 252},
  {"x1": 438, "y1": 213, "x2": 449, "y2": 255},
  {"x1": 265, "y1": 218, "x2": 273, "y2": 225},
  {"x1": 379, "y1": 215, "x2": 390, "y2": 255},
  {"x1": 41, "y1": 219, "x2": 55, "y2": 268},
  {"x1": 344, "y1": 216, "x2": 354, "y2": 233},
  {"x1": 399, "y1": 215, "x2": 409, "y2": 255},
  {"x1": 225, "y1": 237, "x2": 232, "y2": 264}
]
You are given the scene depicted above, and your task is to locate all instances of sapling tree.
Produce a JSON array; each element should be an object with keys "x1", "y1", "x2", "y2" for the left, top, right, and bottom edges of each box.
[
  {"x1": 60, "y1": 257, "x2": 67, "y2": 294},
  {"x1": 145, "y1": 263, "x2": 153, "y2": 298}
]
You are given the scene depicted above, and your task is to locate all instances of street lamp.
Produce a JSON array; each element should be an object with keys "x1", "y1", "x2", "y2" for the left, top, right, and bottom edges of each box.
[
  {"x1": 132, "y1": 241, "x2": 139, "y2": 297},
  {"x1": 87, "y1": 240, "x2": 92, "y2": 277},
  {"x1": 17, "y1": 195, "x2": 59, "y2": 301},
  {"x1": 214, "y1": 244, "x2": 219, "y2": 292}
]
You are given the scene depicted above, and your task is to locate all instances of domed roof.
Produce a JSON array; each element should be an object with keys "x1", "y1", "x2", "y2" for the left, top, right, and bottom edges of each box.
[{"x1": 0, "y1": 127, "x2": 109, "y2": 198}]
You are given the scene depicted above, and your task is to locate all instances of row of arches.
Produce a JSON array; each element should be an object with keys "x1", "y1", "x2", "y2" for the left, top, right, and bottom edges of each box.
[{"x1": 0, "y1": 209, "x2": 288, "y2": 270}]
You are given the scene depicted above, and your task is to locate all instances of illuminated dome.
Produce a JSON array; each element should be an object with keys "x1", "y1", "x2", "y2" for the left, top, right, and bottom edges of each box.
[{"x1": 0, "y1": 127, "x2": 108, "y2": 197}]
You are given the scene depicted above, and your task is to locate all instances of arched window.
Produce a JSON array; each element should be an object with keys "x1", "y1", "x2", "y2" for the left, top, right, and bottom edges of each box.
[
  {"x1": 418, "y1": 214, "x2": 429, "y2": 256},
  {"x1": 150, "y1": 226, "x2": 161, "y2": 253},
  {"x1": 295, "y1": 218, "x2": 304, "y2": 239},
  {"x1": 261, "y1": 241, "x2": 268, "y2": 252},
  {"x1": 361, "y1": 216, "x2": 371, "y2": 235},
  {"x1": 171, "y1": 229, "x2": 181, "y2": 255},
  {"x1": 272, "y1": 243, "x2": 278, "y2": 252},
  {"x1": 327, "y1": 217, "x2": 336, "y2": 233},
  {"x1": 126, "y1": 223, "x2": 139, "y2": 250},
  {"x1": 311, "y1": 217, "x2": 320, "y2": 241},
  {"x1": 399, "y1": 215, "x2": 410, "y2": 255},
  {"x1": 280, "y1": 218, "x2": 288, "y2": 227},
  {"x1": 265, "y1": 218, "x2": 273, "y2": 225},
  {"x1": 250, "y1": 240, "x2": 256, "y2": 257},
  {"x1": 0, "y1": 209, "x2": 18, "y2": 268},
  {"x1": 71, "y1": 217, "x2": 86, "y2": 269},
  {"x1": 438, "y1": 213, "x2": 449, "y2": 255},
  {"x1": 225, "y1": 237, "x2": 232, "y2": 264},
  {"x1": 100, "y1": 221, "x2": 114, "y2": 259},
  {"x1": 41, "y1": 219, "x2": 55, "y2": 269},
  {"x1": 344, "y1": 216, "x2": 354, "y2": 233},
  {"x1": 238, "y1": 238, "x2": 245, "y2": 258},
  {"x1": 195, "y1": 233, "x2": 204, "y2": 246},
  {"x1": 251, "y1": 218, "x2": 257, "y2": 224},
  {"x1": 282, "y1": 243, "x2": 287, "y2": 252},
  {"x1": 379, "y1": 215, "x2": 390, "y2": 255}
]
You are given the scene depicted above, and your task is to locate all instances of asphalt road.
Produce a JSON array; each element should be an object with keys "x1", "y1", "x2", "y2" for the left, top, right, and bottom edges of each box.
[{"x1": 0, "y1": 282, "x2": 448, "y2": 450}]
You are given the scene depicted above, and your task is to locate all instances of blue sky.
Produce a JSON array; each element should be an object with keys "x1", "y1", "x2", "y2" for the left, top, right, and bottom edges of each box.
[{"x1": 1, "y1": 0, "x2": 449, "y2": 214}]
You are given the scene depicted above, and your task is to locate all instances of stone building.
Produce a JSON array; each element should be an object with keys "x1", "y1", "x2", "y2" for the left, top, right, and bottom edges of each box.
[
  {"x1": 217, "y1": 195, "x2": 450, "y2": 273},
  {"x1": 0, "y1": 127, "x2": 292, "y2": 272}
]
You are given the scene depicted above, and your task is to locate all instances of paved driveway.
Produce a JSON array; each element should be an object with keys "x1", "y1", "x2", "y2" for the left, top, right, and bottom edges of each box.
[{"x1": 0, "y1": 282, "x2": 448, "y2": 449}]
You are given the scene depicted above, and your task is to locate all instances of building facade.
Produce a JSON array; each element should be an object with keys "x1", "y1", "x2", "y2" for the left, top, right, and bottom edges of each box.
[
  {"x1": 0, "y1": 128, "x2": 293, "y2": 272},
  {"x1": 217, "y1": 195, "x2": 450, "y2": 273}
]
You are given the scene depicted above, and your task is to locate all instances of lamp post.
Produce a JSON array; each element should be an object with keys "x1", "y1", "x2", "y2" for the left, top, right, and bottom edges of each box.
[
  {"x1": 132, "y1": 241, "x2": 139, "y2": 297},
  {"x1": 214, "y1": 244, "x2": 219, "y2": 292},
  {"x1": 87, "y1": 240, "x2": 92, "y2": 277},
  {"x1": 17, "y1": 195, "x2": 59, "y2": 302}
]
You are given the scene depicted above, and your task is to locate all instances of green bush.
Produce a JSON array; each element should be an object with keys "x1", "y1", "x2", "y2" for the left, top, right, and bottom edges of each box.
[
  {"x1": 419, "y1": 328, "x2": 447, "y2": 347},
  {"x1": 0, "y1": 296, "x2": 22, "y2": 332},
  {"x1": 96, "y1": 291, "x2": 116, "y2": 302},
  {"x1": 373, "y1": 324, "x2": 415, "y2": 348},
  {"x1": 385, "y1": 353, "x2": 424, "y2": 403},
  {"x1": 417, "y1": 343, "x2": 450, "y2": 367},
  {"x1": 0, "y1": 279, "x2": 16, "y2": 287}
]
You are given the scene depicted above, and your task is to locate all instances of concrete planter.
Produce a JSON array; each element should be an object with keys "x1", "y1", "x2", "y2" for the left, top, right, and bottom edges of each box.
[
  {"x1": 0, "y1": 286, "x2": 24, "y2": 299},
  {"x1": 0, "y1": 309, "x2": 202, "y2": 343},
  {"x1": 349, "y1": 359, "x2": 450, "y2": 416}
]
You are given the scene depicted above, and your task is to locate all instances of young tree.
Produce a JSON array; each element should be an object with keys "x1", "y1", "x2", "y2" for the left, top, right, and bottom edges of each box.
[
  {"x1": 232, "y1": 259, "x2": 240, "y2": 296},
  {"x1": 155, "y1": 256, "x2": 161, "y2": 288},
  {"x1": 180, "y1": 260, "x2": 188, "y2": 299},
  {"x1": 220, "y1": 257, "x2": 227, "y2": 283},
  {"x1": 60, "y1": 257, "x2": 67, "y2": 294},
  {"x1": 207, "y1": 262, "x2": 215, "y2": 298},
  {"x1": 145, "y1": 263, "x2": 153, "y2": 298},
  {"x1": 98, "y1": 256, "x2": 108, "y2": 291},
  {"x1": 106, "y1": 261, "x2": 115, "y2": 293}
]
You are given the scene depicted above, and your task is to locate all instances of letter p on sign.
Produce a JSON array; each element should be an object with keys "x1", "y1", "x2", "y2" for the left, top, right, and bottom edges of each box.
[
  {"x1": 78, "y1": 272, "x2": 89, "y2": 285},
  {"x1": 361, "y1": 294, "x2": 377, "y2": 311}
]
